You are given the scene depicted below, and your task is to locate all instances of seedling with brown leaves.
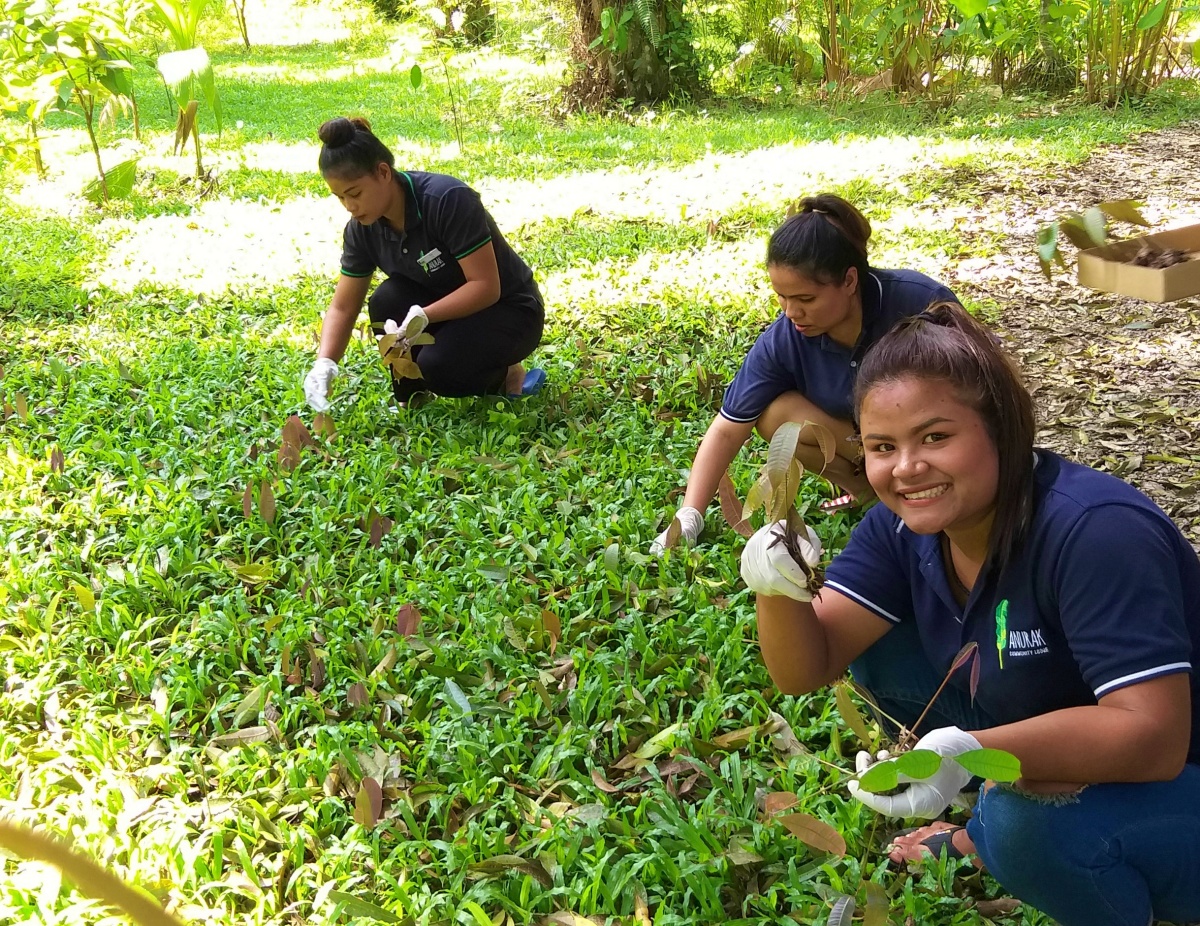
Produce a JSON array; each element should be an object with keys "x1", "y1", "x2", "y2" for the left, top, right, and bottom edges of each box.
[{"x1": 376, "y1": 314, "x2": 435, "y2": 381}]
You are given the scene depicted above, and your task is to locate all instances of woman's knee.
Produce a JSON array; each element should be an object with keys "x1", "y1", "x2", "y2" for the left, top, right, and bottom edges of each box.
[{"x1": 755, "y1": 392, "x2": 852, "y2": 444}]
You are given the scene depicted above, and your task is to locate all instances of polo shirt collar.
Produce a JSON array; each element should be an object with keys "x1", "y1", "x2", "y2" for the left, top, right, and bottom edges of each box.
[
  {"x1": 381, "y1": 171, "x2": 424, "y2": 237},
  {"x1": 817, "y1": 271, "x2": 882, "y2": 357}
]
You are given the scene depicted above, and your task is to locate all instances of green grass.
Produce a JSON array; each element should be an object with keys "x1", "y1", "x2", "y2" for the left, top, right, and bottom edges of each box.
[{"x1": 3, "y1": 1, "x2": 1197, "y2": 922}]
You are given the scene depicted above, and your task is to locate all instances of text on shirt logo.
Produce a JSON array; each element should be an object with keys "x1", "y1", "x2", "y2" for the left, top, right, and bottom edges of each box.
[
  {"x1": 995, "y1": 598, "x2": 1050, "y2": 666},
  {"x1": 417, "y1": 248, "x2": 446, "y2": 274}
]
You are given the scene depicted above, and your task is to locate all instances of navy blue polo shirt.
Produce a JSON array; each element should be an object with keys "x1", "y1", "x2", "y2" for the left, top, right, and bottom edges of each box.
[
  {"x1": 720, "y1": 269, "x2": 957, "y2": 424},
  {"x1": 340, "y1": 171, "x2": 538, "y2": 302},
  {"x1": 824, "y1": 451, "x2": 1200, "y2": 763}
]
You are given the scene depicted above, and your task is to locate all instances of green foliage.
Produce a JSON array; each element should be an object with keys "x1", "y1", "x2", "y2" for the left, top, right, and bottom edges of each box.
[{"x1": 1035, "y1": 199, "x2": 1151, "y2": 278}]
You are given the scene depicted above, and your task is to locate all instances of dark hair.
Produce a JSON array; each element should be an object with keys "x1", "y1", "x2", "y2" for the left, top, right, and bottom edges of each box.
[
  {"x1": 854, "y1": 301, "x2": 1036, "y2": 573},
  {"x1": 317, "y1": 116, "x2": 395, "y2": 178},
  {"x1": 766, "y1": 194, "x2": 872, "y2": 286}
]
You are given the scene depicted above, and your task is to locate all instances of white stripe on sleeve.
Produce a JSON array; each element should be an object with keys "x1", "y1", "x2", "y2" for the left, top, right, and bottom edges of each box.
[
  {"x1": 1094, "y1": 662, "x2": 1192, "y2": 698},
  {"x1": 822, "y1": 580, "x2": 903, "y2": 624}
]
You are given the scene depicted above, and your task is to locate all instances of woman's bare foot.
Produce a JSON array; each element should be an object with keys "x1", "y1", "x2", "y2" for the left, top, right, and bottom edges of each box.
[
  {"x1": 504, "y1": 363, "x2": 525, "y2": 395},
  {"x1": 887, "y1": 821, "x2": 982, "y2": 869}
]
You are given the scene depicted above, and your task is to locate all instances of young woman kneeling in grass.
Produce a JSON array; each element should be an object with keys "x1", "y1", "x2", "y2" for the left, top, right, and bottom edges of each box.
[
  {"x1": 304, "y1": 117, "x2": 546, "y2": 411},
  {"x1": 740, "y1": 302, "x2": 1200, "y2": 926},
  {"x1": 651, "y1": 194, "x2": 959, "y2": 554}
]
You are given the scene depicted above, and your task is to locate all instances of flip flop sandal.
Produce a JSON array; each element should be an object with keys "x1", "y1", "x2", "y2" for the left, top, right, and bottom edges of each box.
[
  {"x1": 888, "y1": 825, "x2": 969, "y2": 862},
  {"x1": 507, "y1": 367, "x2": 547, "y2": 398},
  {"x1": 819, "y1": 492, "x2": 859, "y2": 512}
]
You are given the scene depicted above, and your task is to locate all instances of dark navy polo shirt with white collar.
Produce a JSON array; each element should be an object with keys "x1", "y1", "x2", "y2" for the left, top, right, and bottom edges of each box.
[
  {"x1": 720, "y1": 268, "x2": 957, "y2": 424},
  {"x1": 340, "y1": 170, "x2": 537, "y2": 302},
  {"x1": 824, "y1": 450, "x2": 1200, "y2": 763}
]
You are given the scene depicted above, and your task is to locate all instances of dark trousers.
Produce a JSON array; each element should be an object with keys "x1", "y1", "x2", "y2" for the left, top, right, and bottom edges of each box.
[
  {"x1": 850, "y1": 621, "x2": 1200, "y2": 926},
  {"x1": 368, "y1": 276, "x2": 544, "y2": 402}
]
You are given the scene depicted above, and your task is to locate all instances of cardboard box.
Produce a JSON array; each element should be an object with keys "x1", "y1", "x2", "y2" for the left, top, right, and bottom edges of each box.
[{"x1": 1077, "y1": 223, "x2": 1200, "y2": 303}]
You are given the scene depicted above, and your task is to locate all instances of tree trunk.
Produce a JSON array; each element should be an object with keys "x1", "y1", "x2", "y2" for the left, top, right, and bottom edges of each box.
[{"x1": 565, "y1": 0, "x2": 684, "y2": 108}]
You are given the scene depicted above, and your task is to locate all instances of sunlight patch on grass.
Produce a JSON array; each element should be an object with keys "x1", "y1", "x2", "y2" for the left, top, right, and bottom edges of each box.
[{"x1": 86, "y1": 132, "x2": 1043, "y2": 297}]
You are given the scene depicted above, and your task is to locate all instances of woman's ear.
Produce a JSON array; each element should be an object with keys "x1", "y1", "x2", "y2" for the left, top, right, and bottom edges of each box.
[
  {"x1": 375, "y1": 161, "x2": 393, "y2": 182},
  {"x1": 842, "y1": 266, "x2": 859, "y2": 292}
]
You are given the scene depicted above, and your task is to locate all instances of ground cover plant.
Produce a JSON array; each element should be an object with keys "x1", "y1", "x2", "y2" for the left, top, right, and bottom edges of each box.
[{"x1": 4, "y1": 1, "x2": 1200, "y2": 923}]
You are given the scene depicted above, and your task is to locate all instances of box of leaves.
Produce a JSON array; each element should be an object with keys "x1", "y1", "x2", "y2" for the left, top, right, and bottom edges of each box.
[{"x1": 1077, "y1": 223, "x2": 1200, "y2": 303}]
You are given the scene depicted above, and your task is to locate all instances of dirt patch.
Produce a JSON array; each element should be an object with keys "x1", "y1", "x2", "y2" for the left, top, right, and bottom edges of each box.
[{"x1": 945, "y1": 122, "x2": 1200, "y2": 544}]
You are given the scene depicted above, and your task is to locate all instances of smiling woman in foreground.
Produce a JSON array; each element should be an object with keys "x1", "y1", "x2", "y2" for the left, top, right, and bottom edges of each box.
[{"x1": 739, "y1": 302, "x2": 1200, "y2": 925}]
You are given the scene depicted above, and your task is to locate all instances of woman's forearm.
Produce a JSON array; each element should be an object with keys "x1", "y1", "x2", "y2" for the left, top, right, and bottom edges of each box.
[
  {"x1": 756, "y1": 595, "x2": 839, "y2": 695},
  {"x1": 424, "y1": 278, "x2": 502, "y2": 323},
  {"x1": 974, "y1": 676, "x2": 1191, "y2": 783},
  {"x1": 682, "y1": 417, "x2": 754, "y2": 512}
]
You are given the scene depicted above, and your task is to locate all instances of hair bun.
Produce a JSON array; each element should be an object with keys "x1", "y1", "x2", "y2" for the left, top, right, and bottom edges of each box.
[{"x1": 318, "y1": 117, "x2": 358, "y2": 149}]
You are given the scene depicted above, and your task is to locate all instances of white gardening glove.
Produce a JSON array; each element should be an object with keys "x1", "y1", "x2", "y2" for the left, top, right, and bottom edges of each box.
[
  {"x1": 383, "y1": 319, "x2": 399, "y2": 335},
  {"x1": 739, "y1": 520, "x2": 822, "y2": 601},
  {"x1": 399, "y1": 304, "x2": 428, "y2": 340},
  {"x1": 303, "y1": 357, "x2": 338, "y2": 413},
  {"x1": 848, "y1": 726, "x2": 982, "y2": 819},
  {"x1": 650, "y1": 506, "x2": 704, "y2": 556}
]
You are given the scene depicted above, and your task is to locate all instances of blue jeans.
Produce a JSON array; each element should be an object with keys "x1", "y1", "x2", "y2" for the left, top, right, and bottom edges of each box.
[{"x1": 851, "y1": 622, "x2": 1200, "y2": 926}]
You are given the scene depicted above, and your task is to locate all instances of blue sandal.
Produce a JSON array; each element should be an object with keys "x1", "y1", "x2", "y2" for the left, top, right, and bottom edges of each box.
[{"x1": 508, "y1": 367, "x2": 547, "y2": 398}]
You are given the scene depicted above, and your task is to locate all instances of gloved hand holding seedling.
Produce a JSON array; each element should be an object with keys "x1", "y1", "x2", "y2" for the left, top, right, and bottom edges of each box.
[
  {"x1": 734, "y1": 420, "x2": 836, "y2": 596},
  {"x1": 377, "y1": 306, "x2": 435, "y2": 381}
]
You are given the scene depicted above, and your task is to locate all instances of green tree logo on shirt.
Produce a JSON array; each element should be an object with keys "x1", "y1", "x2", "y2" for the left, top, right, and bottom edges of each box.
[{"x1": 995, "y1": 599, "x2": 1009, "y2": 669}]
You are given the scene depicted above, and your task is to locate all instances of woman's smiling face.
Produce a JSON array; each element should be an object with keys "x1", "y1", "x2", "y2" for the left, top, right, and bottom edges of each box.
[{"x1": 859, "y1": 375, "x2": 1000, "y2": 544}]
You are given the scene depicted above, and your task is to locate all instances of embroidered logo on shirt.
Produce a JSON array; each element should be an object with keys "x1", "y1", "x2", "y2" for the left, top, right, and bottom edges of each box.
[
  {"x1": 995, "y1": 598, "x2": 1049, "y2": 665},
  {"x1": 417, "y1": 248, "x2": 446, "y2": 274},
  {"x1": 995, "y1": 599, "x2": 1008, "y2": 669}
]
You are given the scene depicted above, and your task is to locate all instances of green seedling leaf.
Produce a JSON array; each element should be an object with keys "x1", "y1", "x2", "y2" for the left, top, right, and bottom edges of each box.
[
  {"x1": 725, "y1": 840, "x2": 763, "y2": 866},
  {"x1": 443, "y1": 678, "x2": 474, "y2": 720},
  {"x1": 893, "y1": 749, "x2": 942, "y2": 779},
  {"x1": 401, "y1": 313, "x2": 425, "y2": 340},
  {"x1": 742, "y1": 471, "x2": 773, "y2": 522},
  {"x1": 718, "y1": 473, "x2": 753, "y2": 537},
  {"x1": 712, "y1": 724, "x2": 757, "y2": 750},
  {"x1": 766, "y1": 421, "x2": 803, "y2": 484},
  {"x1": 1036, "y1": 222, "x2": 1063, "y2": 279},
  {"x1": 354, "y1": 777, "x2": 383, "y2": 828},
  {"x1": 467, "y1": 854, "x2": 553, "y2": 888},
  {"x1": 952, "y1": 747, "x2": 1022, "y2": 781},
  {"x1": 258, "y1": 480, "x2": 276, "y2": 524},
  {"x1": 14, "y1": 393, "x2": 28, "y2": 420},
  {"x1": 603, "y1": 542, "x2": 619, "y2": 572},
  {"x1": 1081, "y1": 206, "x2": 1108, "y2": 247},
  {"x1": 396, "y1": 603, "x2": 421, "y2": 637},
  {"x1": 408, "y1": 63, "x2": 423, "y2": 89},
  {"x1": 411, "y1": 332, "x2": 435, "y2": 345},
  {"x1": 835, "y1": 682, "x2": 874, "y2": 750},
  {"x1": 829, "y1": 895, "x2": 856, "y2": 926},
  {"x1": 807, "y1": 420, "x2": 837, "y2": 468},
  {"x1": 856, "y1": 759, "x2": 899, "y2": 793},
  {"x1": 0, "y1": 820, "x2": 186, "y2": 926},
  {"x1": 232, "y1": 682, "x2": 268, "y2": 727},
  {"x1": 328, "y1": 890, "x2": 405, "y2": 923},
  {"x1": 778, "y1": 812, "x2": 846, "y2": 856},
  {"x1": 1099, "y1": 199, "x2": 1151, "y2": 226},
  {"x1": 1060, "y1": 215, "x2": 1102, "y2": 250},
  {"x1": 863, "y1": 881, "x2": 889, "y2": 926},
  {"x1": 210, "y1": 726, "x2": 271, "y2": 747}
]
